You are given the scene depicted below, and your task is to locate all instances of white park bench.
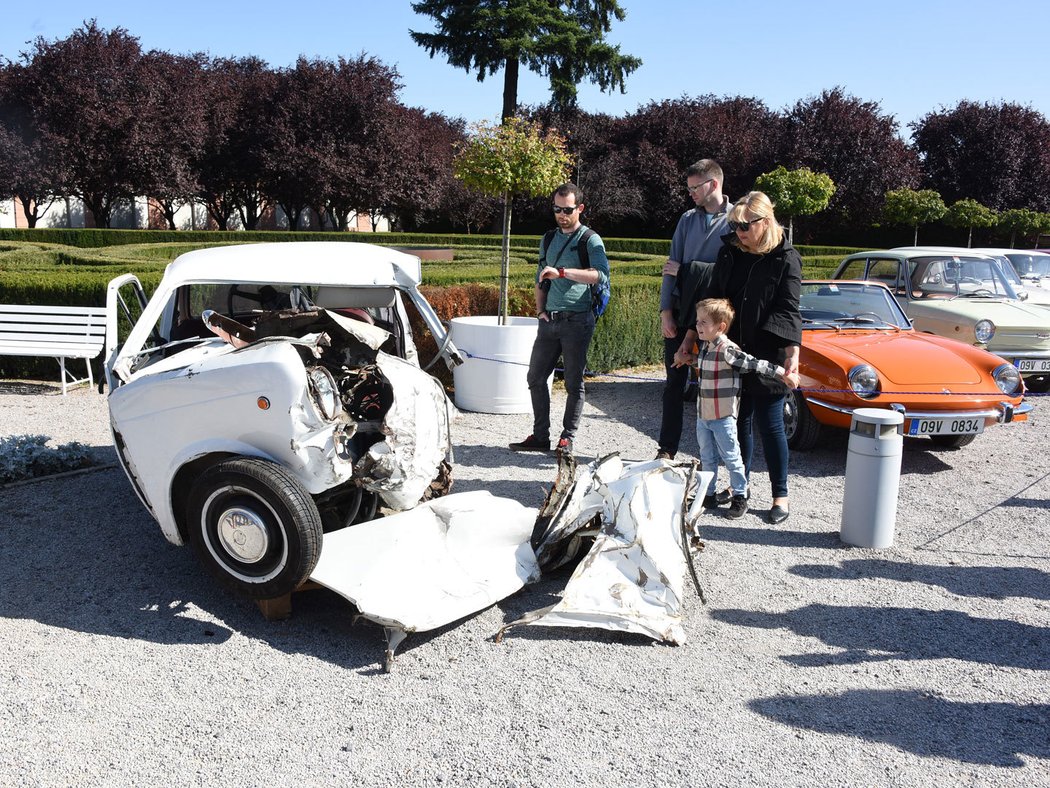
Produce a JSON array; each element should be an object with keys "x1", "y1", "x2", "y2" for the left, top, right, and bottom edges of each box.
[{"x1": 0, "y1": 304, "x2": 106, "y2": 395}]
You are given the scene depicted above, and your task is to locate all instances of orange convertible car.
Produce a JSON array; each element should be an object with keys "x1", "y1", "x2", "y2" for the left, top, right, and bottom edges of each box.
[{"x1": 785, "y1": 281, "x2": 1032, "y2": 449}]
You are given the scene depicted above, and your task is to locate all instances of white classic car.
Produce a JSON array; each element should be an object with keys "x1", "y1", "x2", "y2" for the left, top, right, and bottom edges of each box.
[
  {"x1": 104, "y1": 242, "x2": 463, "y2": 599},
  {"x1": 836, "y1": 248, "x2": 1050, "y2": 391}
]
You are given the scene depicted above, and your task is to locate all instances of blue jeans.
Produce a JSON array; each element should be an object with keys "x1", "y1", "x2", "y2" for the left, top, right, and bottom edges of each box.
[
  {"x1": 527, "y1": 310, "x2": 596, "y2": 441},
  {"x1": 737, "y1": 382, "x2": 789, "y2": 499},
  {"x1": 696, "y1": 415, "x2": 748, "y2": 496}
]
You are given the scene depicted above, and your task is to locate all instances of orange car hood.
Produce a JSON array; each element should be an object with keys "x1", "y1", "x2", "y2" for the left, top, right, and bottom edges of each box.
[{"x1": 805, "y1": 330, "x2": 984, "y2": 386}]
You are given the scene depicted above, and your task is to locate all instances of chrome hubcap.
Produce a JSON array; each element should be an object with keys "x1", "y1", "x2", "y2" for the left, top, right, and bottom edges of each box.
[{"x1": 217, "y1": 506, "x2": 269, "y2": 563}]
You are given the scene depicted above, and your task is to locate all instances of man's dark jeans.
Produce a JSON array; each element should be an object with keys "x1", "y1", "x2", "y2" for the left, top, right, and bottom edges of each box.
[
  {"x1": 527, "y1": 310, "x2": 596, "y2": 441},
  {"x1": 658, "y1": 326, "x2": 692, "y2": 455}
]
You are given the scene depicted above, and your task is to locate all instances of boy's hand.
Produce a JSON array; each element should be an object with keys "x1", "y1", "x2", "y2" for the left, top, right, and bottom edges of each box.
[
  {"x1": 780, "y1": 370, "x2": 800, "y2": 389},
  {"x1": 673, "y1": 349, "x2": 696, "y2": 368}
]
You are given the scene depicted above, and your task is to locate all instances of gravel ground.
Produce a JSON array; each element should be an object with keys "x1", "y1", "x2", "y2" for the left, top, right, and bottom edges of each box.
[{"x1": 1, "y1": 374, "x2": 1048, "y2": 787}]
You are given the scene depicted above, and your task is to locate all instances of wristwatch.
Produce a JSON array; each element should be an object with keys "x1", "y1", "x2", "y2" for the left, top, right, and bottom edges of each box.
[{"x1": 557, "y1": 267, "x2": 566, "y2": 278}]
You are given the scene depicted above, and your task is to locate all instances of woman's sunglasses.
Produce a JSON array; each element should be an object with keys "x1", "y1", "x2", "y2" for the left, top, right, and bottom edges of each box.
[{"x1": 729, "y1": 217, "x2": 765, "y2": 231}]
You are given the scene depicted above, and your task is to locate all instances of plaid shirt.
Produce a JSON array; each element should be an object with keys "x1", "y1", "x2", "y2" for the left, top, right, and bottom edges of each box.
[{"x1": 696, "y1": 335, "x2": 785, "y2": 421}]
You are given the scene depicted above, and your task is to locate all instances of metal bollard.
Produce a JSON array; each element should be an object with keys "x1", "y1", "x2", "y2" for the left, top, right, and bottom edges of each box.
[{"x1": 840, "y1": 408, "x2": 904, "y2": 548}]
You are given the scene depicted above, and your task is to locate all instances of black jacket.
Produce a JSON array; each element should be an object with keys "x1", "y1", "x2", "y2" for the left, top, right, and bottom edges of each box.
[
  {"x1": 709, "y1": 234, "x2": 802, "y2": 390},
  {"x1": 673, "y1": 260, "x2": 715, "y2": 328}
]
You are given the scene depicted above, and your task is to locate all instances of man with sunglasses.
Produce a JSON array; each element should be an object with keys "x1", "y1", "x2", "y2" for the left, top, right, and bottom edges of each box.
[
  {"x1": 510, "y1": 183, "x2": 610, "y2": 455},
  {"x1": 656, "y1": 159, "x2": 731, "y2": 460}
]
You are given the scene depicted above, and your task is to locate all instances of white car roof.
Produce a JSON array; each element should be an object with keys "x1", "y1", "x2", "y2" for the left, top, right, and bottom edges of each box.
[
  {"x1": 972, "y1": 248, "x2": 1050, "y2": 258},
  {"x1": 890, "y1": 246, "x2": 996, "y2": 258},
  {"x1": 164, "y1": 242, "x2": 423, "y2": 288}
]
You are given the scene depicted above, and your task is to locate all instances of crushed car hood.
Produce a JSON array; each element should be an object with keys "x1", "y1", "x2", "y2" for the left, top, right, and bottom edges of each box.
[
  {"x1": 502, "y1": 456, "x2": 712, "y2": 646},
  {"x1": 310, "y1": 490, "x2": 539, "y2": 665}
]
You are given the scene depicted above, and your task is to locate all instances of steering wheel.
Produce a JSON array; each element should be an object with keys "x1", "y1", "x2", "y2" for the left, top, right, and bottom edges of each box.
[{"x1": 227, "y1": 285, "x2": 265, "y2": 317}]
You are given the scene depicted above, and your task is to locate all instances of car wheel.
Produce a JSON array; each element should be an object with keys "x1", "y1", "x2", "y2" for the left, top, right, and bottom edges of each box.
[
  {"x1": 928, "y1": 434, "x2": 977, "y2": 449},
  {"x1": 187, "y1": 457, "x2": 323, "y2": 599},
  {"x1": 1024, "y1": 376, "x2": 1050, "y2": 394},
  {"x1": 783, "y1": 390, "x2": 822, "y2": 451}
]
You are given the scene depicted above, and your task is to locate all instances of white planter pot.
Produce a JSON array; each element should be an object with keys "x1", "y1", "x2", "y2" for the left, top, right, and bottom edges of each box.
[{"x1": 449, "y1": 316, "x2": 550, "y2": 414}]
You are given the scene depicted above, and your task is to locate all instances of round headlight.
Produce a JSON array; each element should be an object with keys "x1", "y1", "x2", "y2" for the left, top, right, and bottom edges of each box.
[
  {"x1": 848, "y1": 364, "x2": 881, "y2": 399},
  {"x1": 974, "y1": 319, "x2": 995, "y2": 344},
  {"x1": 307, "y1": 366, "x2": 341, "y2": 420},
  {"x1": 992, "y1": 363, "x2": 1021, "y2": 395}
]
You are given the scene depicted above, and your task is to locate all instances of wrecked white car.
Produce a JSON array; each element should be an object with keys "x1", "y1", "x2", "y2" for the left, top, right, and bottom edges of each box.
[{"x1": 104, "y1": 242, "x2": 462, "y2": 600}]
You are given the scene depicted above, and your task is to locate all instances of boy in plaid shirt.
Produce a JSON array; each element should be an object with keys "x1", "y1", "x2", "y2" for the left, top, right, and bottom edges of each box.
[{"x1": 675, "y1": 298, "x2": 799, "y2": 518}]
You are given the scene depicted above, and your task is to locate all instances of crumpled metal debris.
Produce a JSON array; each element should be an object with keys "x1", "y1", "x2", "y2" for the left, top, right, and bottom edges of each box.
[
  {"x1": 309, "y1": 490, "x2": 539, "y2": 670},
  {"x1": 501, "y1": 455, "x2": 712, "y2": 646}
]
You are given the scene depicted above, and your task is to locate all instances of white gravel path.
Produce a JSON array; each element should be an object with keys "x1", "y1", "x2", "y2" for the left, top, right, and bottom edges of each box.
[{"x1": 1, "y1": 374, "x2": 1048, "y2": 787}]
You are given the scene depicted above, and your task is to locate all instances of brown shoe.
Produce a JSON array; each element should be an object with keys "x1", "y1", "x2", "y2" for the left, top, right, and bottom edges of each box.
[{"x1": 509, "y1": 434, "x2": 550, "y2": 452}]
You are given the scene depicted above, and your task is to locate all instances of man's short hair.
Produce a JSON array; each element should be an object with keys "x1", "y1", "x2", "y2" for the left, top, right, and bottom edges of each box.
[
  {"x1": 696, "y1": 297, "x2": 735, "y2": 330},
  {"x1": 553, "y1": 182, "x2": 584, "y2": 205},
  {"x1": 684, "y1": 159, "x2": 723, "y2": 184}
]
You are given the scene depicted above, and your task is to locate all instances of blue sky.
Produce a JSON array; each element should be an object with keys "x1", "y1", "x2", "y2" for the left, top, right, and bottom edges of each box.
[{"x1": 1, "y1": 0, "x2": 1045, "y2": 139}]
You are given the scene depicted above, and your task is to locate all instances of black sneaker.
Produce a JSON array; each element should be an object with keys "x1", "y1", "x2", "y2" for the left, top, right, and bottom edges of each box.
[
  {"x1": 702, "y1": 494, "x2": 720, "y2": 509},
  {"x1": 509, "y1": 434, "x2": 550, "y2": 452},
  {"x1": 655, "y1": 450, "x2": 674, "y2": 460},
  {"x1": 727, "y1": 494, "x2": 748, "y2": 519},
  {"x1": 716, "y1": 487, "x2": 750, "y2": 506}
]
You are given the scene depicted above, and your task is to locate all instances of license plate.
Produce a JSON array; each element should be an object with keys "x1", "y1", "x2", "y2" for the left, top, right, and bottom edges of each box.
[
  {"x1": 1016, "y1": 359, "x2": 1050, "y2": 373},
  {"x1": 907, "y1": 417, "x2": 985, "y2": 436}
]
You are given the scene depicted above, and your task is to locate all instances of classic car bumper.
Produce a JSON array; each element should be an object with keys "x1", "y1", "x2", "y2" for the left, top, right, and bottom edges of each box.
[{"x1": 806, "y1": 396, "x2": 1033, "y2": 424}]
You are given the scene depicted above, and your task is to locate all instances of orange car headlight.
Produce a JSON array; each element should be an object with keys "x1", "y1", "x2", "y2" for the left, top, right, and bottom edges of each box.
[
  {"x1": 993, "y1": 363, "x2": 1021, "y2": 395},
  {"x1": 848, "y1": 364, "x2": 881, "y2": 399}
]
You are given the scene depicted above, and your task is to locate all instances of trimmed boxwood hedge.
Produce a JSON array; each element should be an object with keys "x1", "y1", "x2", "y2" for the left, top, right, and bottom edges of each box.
[{"x1": 0, "y1": 233, "x2": 867, "y2": 381}]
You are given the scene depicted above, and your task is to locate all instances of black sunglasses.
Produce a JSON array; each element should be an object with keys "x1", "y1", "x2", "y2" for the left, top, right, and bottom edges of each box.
[
  {"x1": 729, "y1": 217, "x2": 764, "y2": 231},
  {"x1": 552, "y1": 205, "x2": 579, "y2": 215}
]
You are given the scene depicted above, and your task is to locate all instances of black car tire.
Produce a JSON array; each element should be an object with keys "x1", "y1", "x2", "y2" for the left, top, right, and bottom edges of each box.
[
  {"x1": 187, "y1": 457, "x2": 323, "y2": 599},
  {"x1": 784, "y1": 390, "x2": 822, "y2": 451},
  {"x1": 928, "y1": 433, "x2": 977, "y2": 449}
]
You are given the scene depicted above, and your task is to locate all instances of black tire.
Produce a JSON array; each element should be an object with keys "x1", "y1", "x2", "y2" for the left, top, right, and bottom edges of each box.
[
  {"x1": 1024, "y1": 376, "x2": 1050, "y2": 394},
  {"x1": 783, "y1": 390, "x2": 822, "y2": 451},
  {"x1": 928, "y1": 433, "x2": 977, "y2": 449},
  {"x1": 187, "y1": 457, "x2": 323, "y2": 599}
]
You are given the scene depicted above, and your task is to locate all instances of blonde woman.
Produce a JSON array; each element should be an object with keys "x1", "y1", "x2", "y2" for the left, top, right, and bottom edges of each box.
[{"x1": 707, "y1": 191, "x2": 802, "y2": 524}]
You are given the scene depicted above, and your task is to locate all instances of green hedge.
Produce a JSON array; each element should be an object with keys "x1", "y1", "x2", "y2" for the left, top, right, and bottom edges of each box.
[
  {"x1": 0, "y1": 234, "x2": 862, "y2": 381},
  {"x1": 0, "y1": 227, "x2": 866, "y2": 260}
]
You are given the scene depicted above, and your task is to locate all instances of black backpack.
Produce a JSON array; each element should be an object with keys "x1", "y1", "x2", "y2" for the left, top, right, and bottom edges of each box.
[{"x1": 540, "y1": 227, "x2": 610, "y2": 318}]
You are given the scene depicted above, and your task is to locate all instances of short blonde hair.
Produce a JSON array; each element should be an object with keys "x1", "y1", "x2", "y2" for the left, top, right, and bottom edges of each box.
[
  {"x1": 729, "y1": 191, "x2": 784, "y2": 255},
  {"x1": 696, "y1": 297, "x2": 735, "y2": 331}
]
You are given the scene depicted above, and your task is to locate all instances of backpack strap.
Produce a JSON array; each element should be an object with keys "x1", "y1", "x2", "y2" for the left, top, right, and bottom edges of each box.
[
  {"x1": 540, "y1": 229, "x2": 557, "y2": 263},
  {"x1": 576, "y1": 228, "x2": 595, "y2": 268}
]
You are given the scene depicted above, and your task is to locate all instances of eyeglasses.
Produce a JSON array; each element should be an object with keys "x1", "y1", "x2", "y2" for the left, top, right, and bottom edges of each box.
[
  {"x1": 729, "y1": 217, "x2": 765, "y2": 232},
  {"x1": 686, "y1": 179, "x2": 713, "y2": 194},
  {"x1": 552, "y1": 205, "x2": 579, "y2": 215}
]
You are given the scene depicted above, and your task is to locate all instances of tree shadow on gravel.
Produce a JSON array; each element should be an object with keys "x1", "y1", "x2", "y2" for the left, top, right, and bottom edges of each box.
[
  {"x1": 750, "y1": 689, "x2": 1049, "y2": 767},
  {"x1": 710, "y1": 604, "x2": 1050, "y2": 670},
  {"x1": 789, "y1": 559, "x2": 1050, "y2": 601},
  {"x1": 700, "y1": 522, "x2": 844, "y2": 550},
  {"x1": 0, "y1": 381, "x2": 62, "y2": 396},
  {"x1": 0, "y1": 466, "x2": 460, "y2": 672}
]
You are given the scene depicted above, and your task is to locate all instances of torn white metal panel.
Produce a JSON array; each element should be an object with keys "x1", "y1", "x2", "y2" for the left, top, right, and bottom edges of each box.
[
  {"x1": 321, "y1": 308, "x2": 392, "y2": 350},
  {"x1": 309, "y1": 490, "x2": 540, "y2": 634},
  {"x1": 533, "y1": 453, "x2": 622, "y2": 570},
  {"x1": 510, "y1": 459, "x2": 712, "y2": 645},
  {"x1": 353, "y1": 352, "x2": 457, "y2": 510}
]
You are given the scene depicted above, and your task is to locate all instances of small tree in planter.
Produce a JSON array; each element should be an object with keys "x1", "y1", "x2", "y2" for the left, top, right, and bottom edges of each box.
[
  {"x1": 882, "y1": 188, "x2": 947, "y2": 245},
  {"x1": 943, "y1": 198, "x2": 997, "y2": 247},
  {"x1": 754, "y1": 166, "x2": 835, "y2": 245},
  {"x1": 453, "y1": 117, "x2": 571, "y2": 323}
]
